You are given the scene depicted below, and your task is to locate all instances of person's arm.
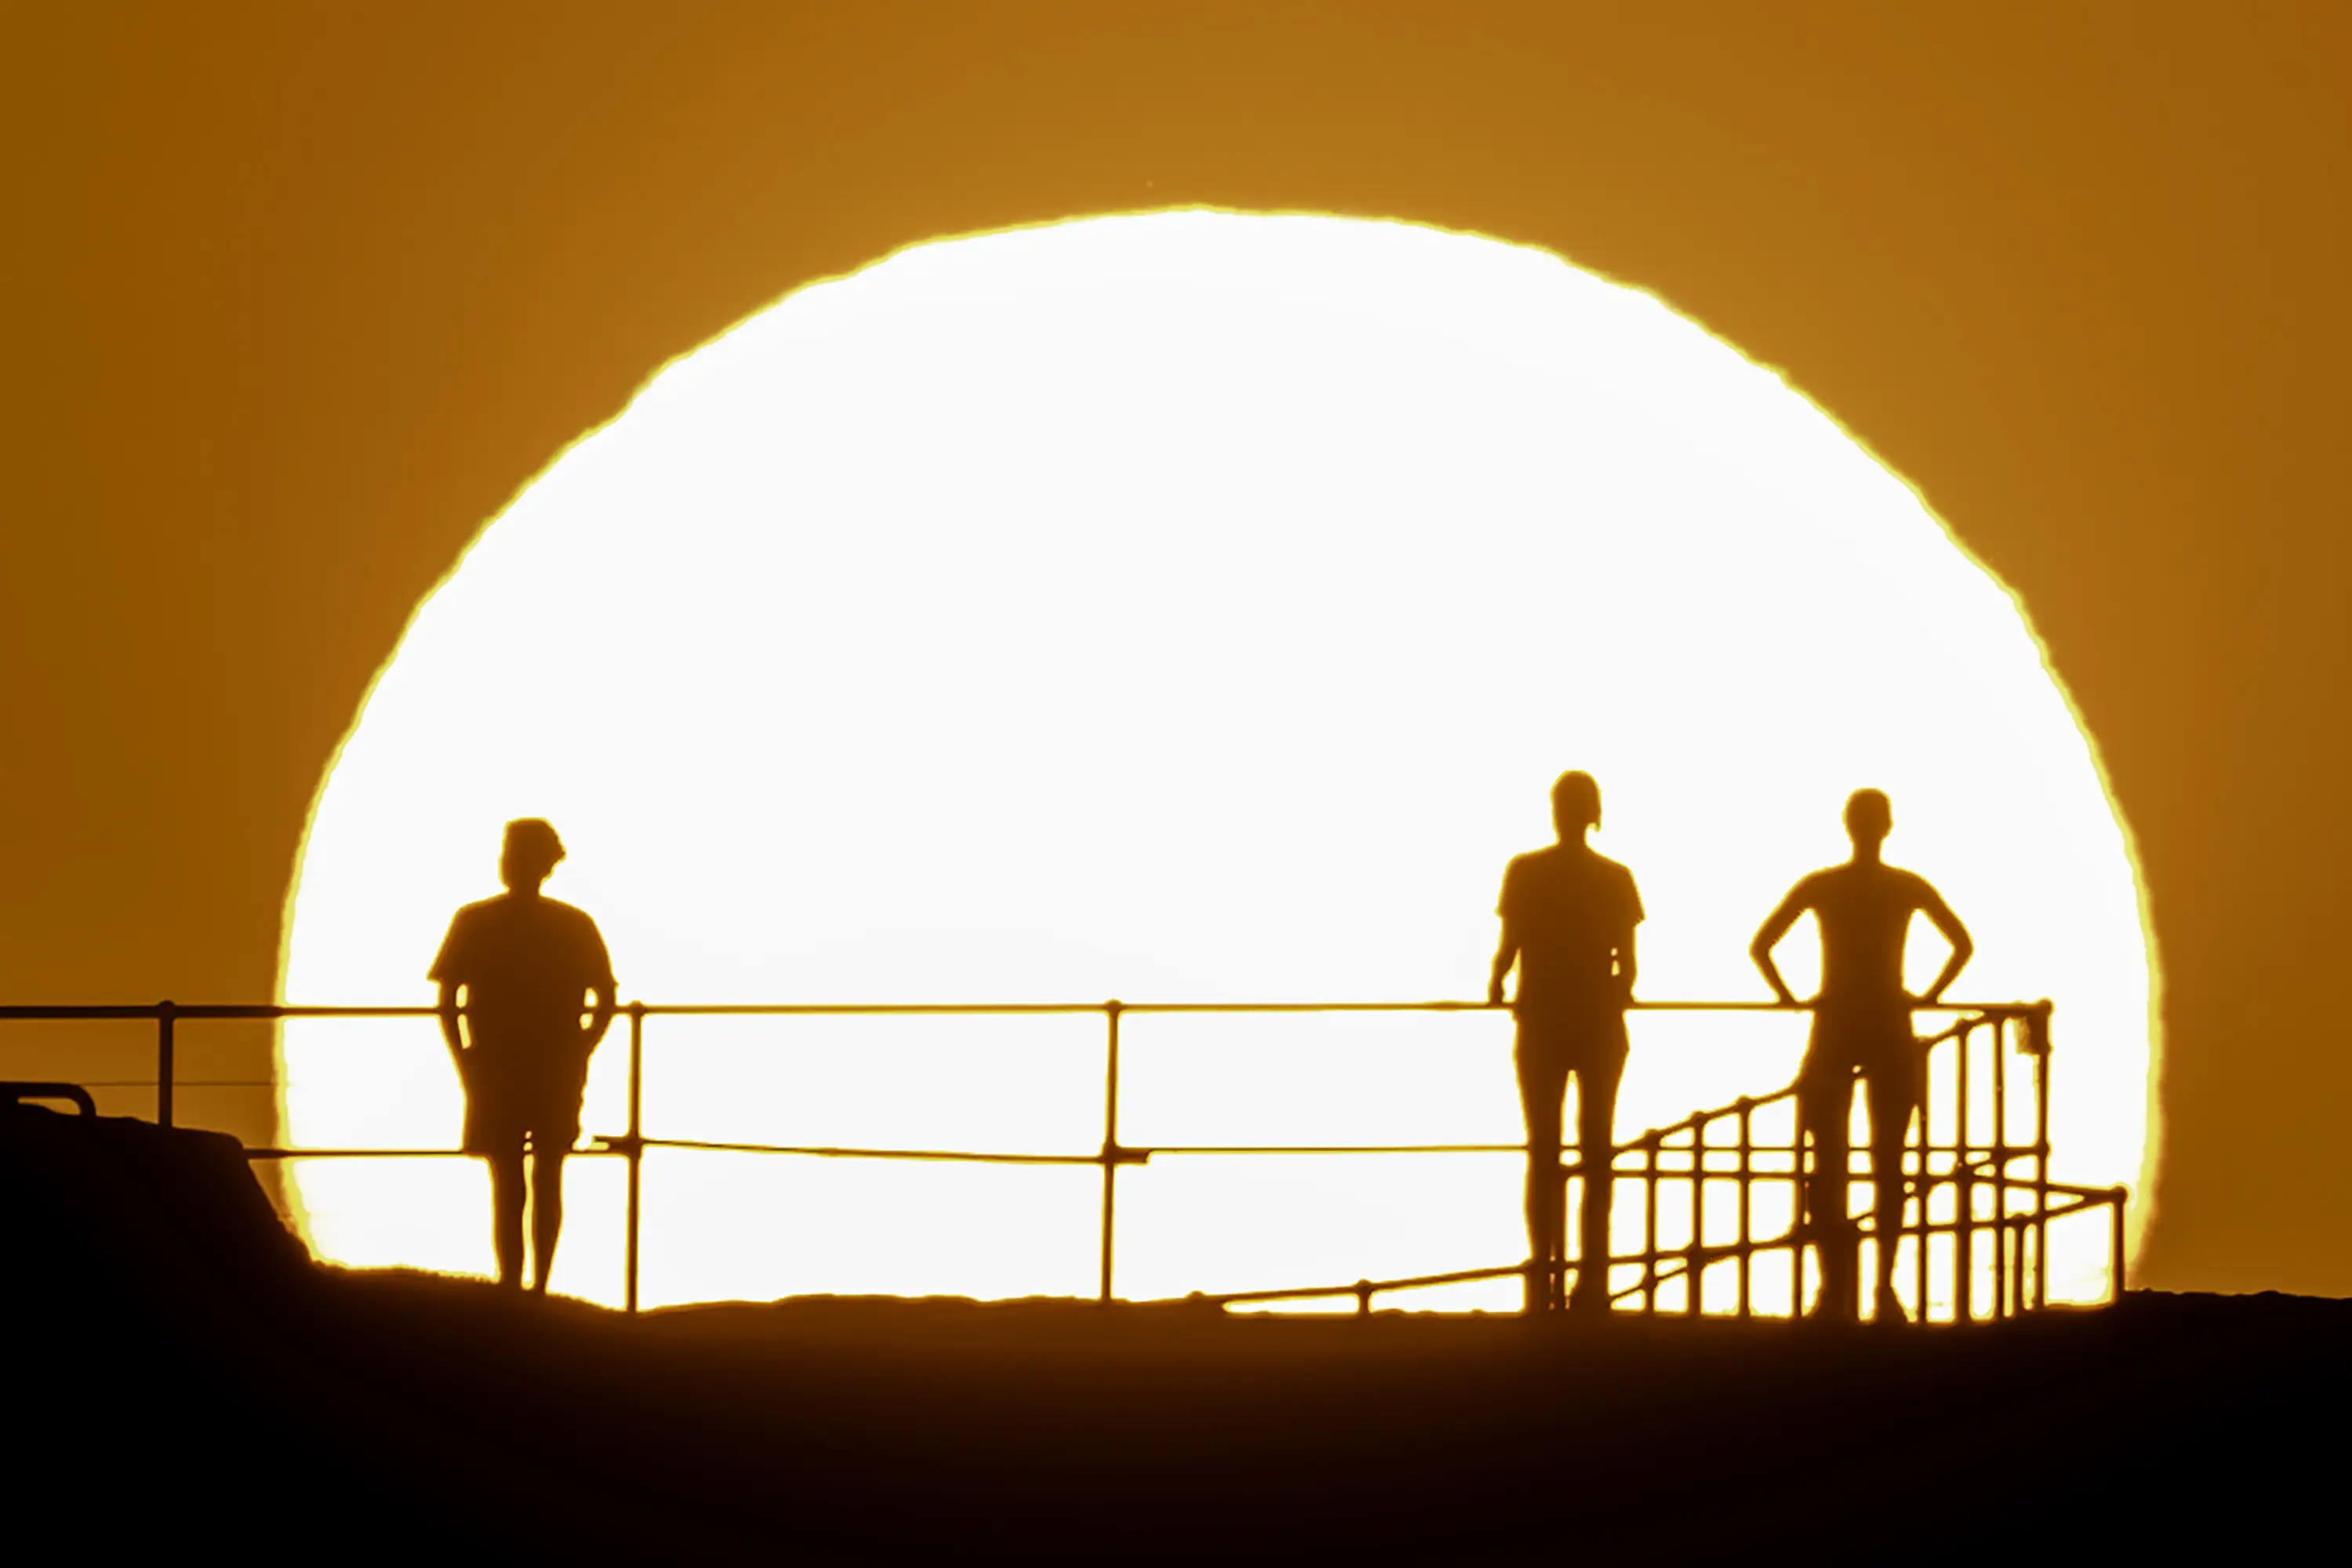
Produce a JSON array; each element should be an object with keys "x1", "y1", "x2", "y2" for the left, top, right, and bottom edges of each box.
[
  {"x1": 1614, "y1": 872, "x2": 1644, "y2": 1005},
  {"x1": 582, "y1": 978, "x2": 617, "y2": 1054},
  {"x1": 1486, "y1": 864, "x2": 1520, "y2": 1007},
  {"x1": 430, "y1": 909, "x2": 470, "y2": 1065},
  {"x1": 1749, "y1": 884, "x2": 1811, "y2": 1007},
  {"x1": 1914, "y1": 883, "x2": 1975, "y2": 1005},
  {"x1": 1488, "y1": 917, "x2": 1519, "y2": 1007},
  {"x1": 579, "y1": 916, "x2": 619, "y2": 1053},
  {"x1": 437, "y1": 979, "x2": 466, "y2": 1065}
]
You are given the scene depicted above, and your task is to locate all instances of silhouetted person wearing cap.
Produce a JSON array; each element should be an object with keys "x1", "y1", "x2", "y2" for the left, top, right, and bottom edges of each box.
[
  {"x1": 1489, "y1": 771, "x2": 1642, "y2": 1316},
  {"x1": 433, "y1": 819, "x2": 615, "y2": 1295},
  {"x1": 1751, "y1": 789, "x2": 1972, "y2": 1323}
]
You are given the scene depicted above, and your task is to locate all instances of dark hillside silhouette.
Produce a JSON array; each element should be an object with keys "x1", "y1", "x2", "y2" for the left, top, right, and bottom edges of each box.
[{"x1": 7, "y1": 1100, "x2": 2344, "y2": 1558}]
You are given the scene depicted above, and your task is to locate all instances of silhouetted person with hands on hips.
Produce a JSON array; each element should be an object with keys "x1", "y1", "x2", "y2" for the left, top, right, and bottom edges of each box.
[
  {"x1": 1751, "y1": 789, "x2": 1972, "y2": 1323},
  {"x1": 433, "y1": 818, "x2": 615, "y2": 1296},
  {"x1": 1490, "y1": 771, "x2": 1643, "y2": 1316}
]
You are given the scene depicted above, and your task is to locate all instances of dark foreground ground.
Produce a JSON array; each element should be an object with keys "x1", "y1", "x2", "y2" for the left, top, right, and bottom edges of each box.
[{"x1": 9, "y1": 1102, "x2": 2347, "y2": 1559}]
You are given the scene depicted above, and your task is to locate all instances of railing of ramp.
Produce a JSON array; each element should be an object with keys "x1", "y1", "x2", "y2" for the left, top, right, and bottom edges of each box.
[{"x1": 0, "y1": 997, "x2": 2127, "y2": 1322}]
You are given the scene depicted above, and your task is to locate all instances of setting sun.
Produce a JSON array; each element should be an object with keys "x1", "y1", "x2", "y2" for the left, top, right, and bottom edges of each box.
[{"x1": 278, "y1": 212, "x2": 2152, "y2": 1312}]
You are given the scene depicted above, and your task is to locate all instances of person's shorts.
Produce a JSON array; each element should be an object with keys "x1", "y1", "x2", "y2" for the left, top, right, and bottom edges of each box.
[
  {"x1": 1798, "y1": 1006, "x2": 1923, "y2": 1122},
  {"x1": 1512, "y1": 1004, "x2": 1630, "y2": 1063},
  {"x1": 459, "y1": 1050, "x2": 588, "y2": 1156},
  {"x1": 1514, "y1": 1007, "x2": 1632, "y2": 1102}
]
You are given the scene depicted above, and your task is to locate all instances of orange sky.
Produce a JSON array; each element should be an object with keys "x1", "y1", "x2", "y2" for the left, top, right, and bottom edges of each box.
[{"x1": 3, "y1": 2, "x2": 2346, "y2": 1295}]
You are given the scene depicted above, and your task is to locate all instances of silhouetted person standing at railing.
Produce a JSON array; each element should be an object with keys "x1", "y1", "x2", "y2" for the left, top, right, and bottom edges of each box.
[
  {"x1": 433, "y1": 818, "x2": 615, "y2": 1296},
  {"x1": 1489, "y1": 771, "x2": 1642, "y2": 1316},
  {"x1": 1751, "y1": 789, "x2": 1972, "y2": 1324}
]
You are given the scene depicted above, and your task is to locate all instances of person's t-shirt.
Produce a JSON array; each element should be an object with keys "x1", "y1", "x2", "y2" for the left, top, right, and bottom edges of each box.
[
  {"x1": 1497, "y1": 844, "x2": 1643, "y2": 1011},
  {"x1": 1787, "y1": 862, "x2": 1940, "y2": 1011},
  {"x1": 429, "y1": 893, "x2": 614, "y2": 1059}
]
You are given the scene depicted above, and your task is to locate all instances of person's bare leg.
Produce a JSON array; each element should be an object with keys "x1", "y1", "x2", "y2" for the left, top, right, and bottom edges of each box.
[
  {"x1": 1570, "y1": 1053, "x2": 1625, "y2": 1315},
  {"x1": 1517, "y1": 1047, "x2": 1566, "y2": 1315},
  {"x1": 1867, "y1": 1069, "x2": 1920, "y2": 1323},
  {"x1": 1800, "y1": 1076, "x2": 1859, "y2": 1321},
  {"x1": 1524, "y1": 1113, "x2": 1563, "y2": 1315},
  {"x1": 530, "y1": 1146, "x2": 567, "y2": 1296},
  {"x1": 488, "y1": 1151, "x2": 526, "y2": 1290}
]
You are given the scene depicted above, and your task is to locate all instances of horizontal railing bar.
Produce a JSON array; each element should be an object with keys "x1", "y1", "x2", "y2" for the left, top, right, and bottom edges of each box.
[
  {"x1": 619, "y1": 1002, "x2": 1111, "y2": 1017},
  {"x1": 1620, "y1": 1261, "x2": 1690, "y2": 1298},
  {"x1": 0, "y1": 998, "x2": 2048, "y2": 1022},
  {"x1": 217, "y1": 1138, "x2": 2122, "y2": 1189},
  {"x1": 1126, "y1": 1188, "x2": 2132, "y2": 1309},
  {"x1": 94, "y1": 1135, "x2": 2074, "y2": 1180},
  {"x1": 245, "y1": 1148, "x2": 624, "y2": 1160},
  {"x1": 64, "y1": 1080, "x2": 275, "y2": 1088},
  {"x1": 1196, "y1": 1259, "x2": 1688, "y2": 1311},
  {"x1": 1185, "y1": 1262, "x2": 1533, "y2": 1305},
  {"x1": 635, "y1": 1138, "x2": 2096, "y2": 1177},
  {"x1": 1138, "y1": 1144, "x2": 1994, "y2": 1167},
  {"x1": 2022, "y1": 1193, "x2": 2125, "y2": 1221},
  {"x1": 1143, "y1": 1142, "x2": 1530, "y2": 1156},
  {"x1": 1200, "y1": 1260, "x2": 1728, "y2": 1311},
  {"x1": 1125, "y1": 1000, "x2": 2034, "y2": 1016},
  {"x1": 1130, "y1": 1000, "x2": 1500, "y2": 1014},
  {"x1": 1627, "y1": 1096, "x2": 1799, "y2": 1145},
  {"x1": 633, "y1": 1136, "x2": 1102, "y2": 1165},
  {"x1": 0, "y1": 1005, "x2": 442, "y2": 1020}
]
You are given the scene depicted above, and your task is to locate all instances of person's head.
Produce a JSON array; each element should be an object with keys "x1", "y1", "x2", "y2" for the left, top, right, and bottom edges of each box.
[
  {"x1": 1551, "y1": 771, "x2": 1602, "y2": 840},
  {"x1": 499, "y1": 818, "x2": 566, "y2": 891},
  {"x1": 1843, "y1": 789, "x2": 1893, "y2": 852}
]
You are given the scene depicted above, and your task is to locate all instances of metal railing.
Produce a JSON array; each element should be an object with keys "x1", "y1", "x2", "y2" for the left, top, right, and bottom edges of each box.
[
  {"x1": 2, "y1": 1080, "x2": 99, "y2": 1117},
  {"x1": 0, "y1": 997, "x2": 2128, "y2": 1321}
]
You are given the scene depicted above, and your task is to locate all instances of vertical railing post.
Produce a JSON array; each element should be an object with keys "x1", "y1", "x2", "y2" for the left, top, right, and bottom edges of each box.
[
  {"x1": 1792, "y1": 1102, "x2": 1807, "y2": 1320},
  {"x1": 2032, "y1": 1000, "x2": 2053, "y2": 1312},
  {"x1": 1914, "y1": 1028, "x2": 1932, "y2": 1323},
  {"x1": 1686, "y1": 1116, "x2": 1704, "y2": 1317},
  {"x1": 1642, "y1": 1134, "x2": 1660, "y2": 1315},
  {"x1": 1955, "y1": 1020, "x2": 1974, "y2": 1324},
  {"x1": 1994, "y1": 1014, "x2": 2013, "y2": 1318},
  {"x1": 624, "y1": 1000, "x2": 645, "y2": 1316},
  {"x1": 1555, "y1": 1142, "x2": 1571, "y2": 1312},
  {"x1": 1735, "y1": 1098, "x2": 1753, "y2": 1320},
  {"x1": 1098, "y1": 1000, "x2": 1124, "y2": 1305},
  {"x1": 2109, "y1": 1186, "x2": 2128, "y2": 1304},
  {"x1": 1552, "y1": 1151, "x2": 1566, "y2": 1312},
  {"x1": 1990, "y1": 1016, "x2": 2007, "y2": 1318},
  {"x1": 156, "y1": 1000, "x2": 176, "y2": 1129}
]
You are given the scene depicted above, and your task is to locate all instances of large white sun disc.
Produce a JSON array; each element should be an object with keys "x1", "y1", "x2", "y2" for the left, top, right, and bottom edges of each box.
[{"x1": 283, "y1": 212, "x2": 2153, "y2": 1310}]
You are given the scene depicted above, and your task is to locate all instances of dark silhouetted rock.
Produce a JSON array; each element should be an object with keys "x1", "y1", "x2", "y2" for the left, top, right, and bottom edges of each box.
[
  {"x1": 4, "y1": 1105, "x2": 2344, "y2": 1559},
  {"x1": 3, "y1": 1102, "x2": 310, "y2": 1316}
]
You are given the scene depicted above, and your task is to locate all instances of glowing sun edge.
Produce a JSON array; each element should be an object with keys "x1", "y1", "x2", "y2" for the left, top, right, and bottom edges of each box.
[{"x1": 276, "y1": 209, "x2": 2161, "y2": 1286}]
